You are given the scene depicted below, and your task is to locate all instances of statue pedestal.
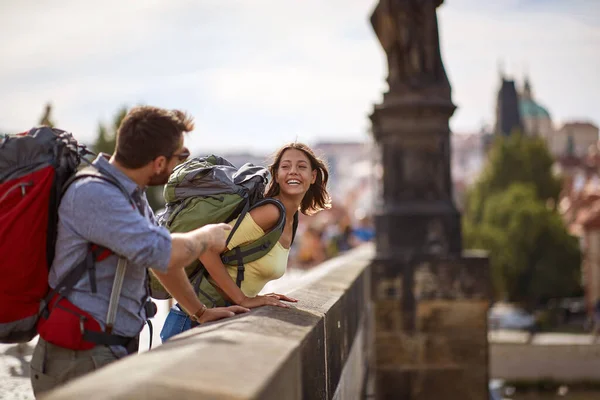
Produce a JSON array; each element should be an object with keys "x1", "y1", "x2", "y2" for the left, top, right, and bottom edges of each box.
[
  {"x1": 370, "y1": 253, "x2": 491, "y2": 400},
  {"x1": 370, "y1": 95, "x2": 462, "y2": 256},
  {"x1": 368, "y1": 86, "x2": 491, "y2": 400}
]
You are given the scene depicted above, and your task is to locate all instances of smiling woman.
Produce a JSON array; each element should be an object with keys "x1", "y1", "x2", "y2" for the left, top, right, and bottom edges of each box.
[
  {"x1": 265, "y1": 142, "x2": 331, "y2": 216},
  {"x1": 159, "y1": 142, "x2": 332, "y2": 342}
]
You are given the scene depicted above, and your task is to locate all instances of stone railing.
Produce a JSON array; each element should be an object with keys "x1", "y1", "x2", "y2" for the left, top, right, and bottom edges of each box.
[
  {"x1": 490, "y1": 335, "x2": 600, "y2": 382},
  {"x1": 43, "y1": 245, "x2": 374, "y2": 400}
]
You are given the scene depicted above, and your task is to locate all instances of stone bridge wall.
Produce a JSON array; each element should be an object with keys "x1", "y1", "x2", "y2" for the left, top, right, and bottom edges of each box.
[
  {"x1": 490, "y1": 341, "x2": 600, "y2": 382},
  {"x1": 43, "y1": 245, "x2": 374, "y2": 400}
]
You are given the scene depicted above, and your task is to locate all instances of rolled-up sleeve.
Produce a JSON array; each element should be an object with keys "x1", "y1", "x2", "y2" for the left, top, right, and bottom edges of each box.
[{"x1": 62, "y1": 179, "x2": 172, "y2": 273}]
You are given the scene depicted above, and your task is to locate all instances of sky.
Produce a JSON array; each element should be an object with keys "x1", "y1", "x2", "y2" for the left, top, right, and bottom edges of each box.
[{"x1": 1, "y1": 0, "x2": 599, "y2": 154}]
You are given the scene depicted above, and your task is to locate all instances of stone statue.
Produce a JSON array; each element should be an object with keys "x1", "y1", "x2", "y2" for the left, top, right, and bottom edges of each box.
[{"x1": 371, "y1": 0, "x2": 450, "y2": 92}]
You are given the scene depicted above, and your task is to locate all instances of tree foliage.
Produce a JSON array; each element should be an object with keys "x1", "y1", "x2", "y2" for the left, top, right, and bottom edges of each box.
[
  {"x1": 463, "y1": 134, "x2": 581, "y2": 308},
  {"x1": 465, "y1": 133, "x2": 562, "y2": 225}
]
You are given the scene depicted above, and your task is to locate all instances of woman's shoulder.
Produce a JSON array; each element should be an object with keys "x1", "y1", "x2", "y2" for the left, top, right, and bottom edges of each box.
[{"x1": 248, "y1": 202, "x2": 282, "y2": 232}]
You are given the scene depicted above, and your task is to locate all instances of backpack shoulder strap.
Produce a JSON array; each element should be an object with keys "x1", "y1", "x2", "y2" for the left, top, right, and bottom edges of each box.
[
  {"x1": 220, "y1": 198, "x2": 286, "y2": 287},
  {"x1": 48, "y1": 164, "x2": 145, "y2": 341},
  {"x1": 291, "y1": 211, "x2": 299, "y2": 246},
  {"x1": 49, "y1": 165, "x2": 143, "y2": 298},
  {"x1": 63, "y1": 165, "x2": 139, "y2": 212}
]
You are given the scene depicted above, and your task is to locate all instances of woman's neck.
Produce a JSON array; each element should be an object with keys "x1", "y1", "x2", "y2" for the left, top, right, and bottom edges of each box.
[{"x1": 273, "y1": 194, "x2": 300, "y2": 220}]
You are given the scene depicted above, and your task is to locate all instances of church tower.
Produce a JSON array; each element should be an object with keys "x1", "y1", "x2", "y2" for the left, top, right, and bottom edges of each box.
[{"x1": 494, "y1": 67, "x2": 523, "y2": 136}]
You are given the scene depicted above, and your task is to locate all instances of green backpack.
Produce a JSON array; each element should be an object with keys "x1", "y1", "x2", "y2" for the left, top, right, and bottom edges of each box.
[{"x1": 149, "y1": 155, "x2": 297, "y2": 306}]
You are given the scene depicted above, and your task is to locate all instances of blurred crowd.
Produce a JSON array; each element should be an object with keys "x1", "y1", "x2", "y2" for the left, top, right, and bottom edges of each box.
[{"x1": 289, "y1": 203, "x2": 375, "y2": 269}]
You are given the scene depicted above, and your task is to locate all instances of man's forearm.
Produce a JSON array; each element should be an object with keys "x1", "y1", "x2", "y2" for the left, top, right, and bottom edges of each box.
[
  {"x1": 151, "y1": 268, "x2": 204, "y2": 316},
  {"x1": 168, "y1": 231, "x2": 209, "y2": 271}
]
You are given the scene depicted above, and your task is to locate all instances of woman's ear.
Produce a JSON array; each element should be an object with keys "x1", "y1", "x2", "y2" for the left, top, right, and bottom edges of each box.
[{"x1": 311, "y1": 169, "x2": 317, "y2": 184}]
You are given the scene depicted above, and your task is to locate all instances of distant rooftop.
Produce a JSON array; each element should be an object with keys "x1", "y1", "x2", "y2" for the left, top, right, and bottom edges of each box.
[
  {"x1": 519, "y1": 98, "x2": 551, "y2": 119},
  {"x1": 561, "y1": 121, "x2": 599, "y2": 129}
]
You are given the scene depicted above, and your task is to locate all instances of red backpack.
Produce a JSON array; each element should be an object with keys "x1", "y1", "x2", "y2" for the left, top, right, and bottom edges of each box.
[
  {"x1": 0, "y1": 127, "x2": 83, "y2": 343},
  {"x1": 0, "y1": 127, "x2": 149, "y2": 349}
]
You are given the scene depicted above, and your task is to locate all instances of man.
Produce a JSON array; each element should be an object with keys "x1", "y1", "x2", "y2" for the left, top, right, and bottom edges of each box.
[{"x1": 30, "y1": 106, "x2": 249, "y2": 396}]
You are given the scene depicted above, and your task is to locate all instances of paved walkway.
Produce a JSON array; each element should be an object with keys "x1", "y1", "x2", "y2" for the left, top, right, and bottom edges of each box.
[{"x1": 0, "y1": 340, "x2": 36, "y2": 400}]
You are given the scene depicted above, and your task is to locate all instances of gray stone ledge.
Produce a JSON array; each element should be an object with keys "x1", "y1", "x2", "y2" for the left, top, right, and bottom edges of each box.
[{"x1": 42, "y1": 245, "x2": 374, "y2": 400}]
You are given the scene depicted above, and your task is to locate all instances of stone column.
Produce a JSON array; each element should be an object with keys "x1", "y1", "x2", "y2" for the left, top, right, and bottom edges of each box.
[{"x1": 368, "y1": 1, "x2": 491, "y2": 399}]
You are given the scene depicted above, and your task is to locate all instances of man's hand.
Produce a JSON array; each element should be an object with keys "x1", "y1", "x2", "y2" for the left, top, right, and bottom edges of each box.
[
  {"x1": 197, "y1": 305, "x2": 249, "y2": 324},
  {"x1": 239, "y1": 293, "x2": 297, "y2": 309},
  {"x1": 197, "y1": 223, "x2": 232, "y2": 253}
]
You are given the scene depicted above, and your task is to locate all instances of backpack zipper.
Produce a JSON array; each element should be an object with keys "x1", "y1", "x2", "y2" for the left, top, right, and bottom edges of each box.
[
  {"x1": 204, "y1": 195, "x2": 225, "y2": 202},
  {"x1": 0, "y1": 181, "x2": 33, "y2": 205}
]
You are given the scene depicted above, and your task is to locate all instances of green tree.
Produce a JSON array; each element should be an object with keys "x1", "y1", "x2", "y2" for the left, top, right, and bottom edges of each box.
[
  {"x1": 465, "y1": 133, "x2": 562, "y2": 225},
  {"x1": 92, "y1": 107, "x2": 127, "y2": 155},
  {"x1": 463, "y1": 134, "x2": 581, "y2": 308},
  {"x1": 92, "y1": 106, "x2": 166, "y2": 212}
]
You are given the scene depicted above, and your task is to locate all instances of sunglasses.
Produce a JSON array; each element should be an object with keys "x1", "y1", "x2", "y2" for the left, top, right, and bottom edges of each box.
[{"x1": 173, "y1": 147, "x2": 190, "y2": 162}]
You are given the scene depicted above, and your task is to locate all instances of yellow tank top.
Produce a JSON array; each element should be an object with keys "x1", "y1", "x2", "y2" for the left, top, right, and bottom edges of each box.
[{"x1": 223, "y1": 214, "x2": 290, "y2": 297}]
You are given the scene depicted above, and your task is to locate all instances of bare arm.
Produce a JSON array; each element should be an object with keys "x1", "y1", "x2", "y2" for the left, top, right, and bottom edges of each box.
[
  {"x1": 249, "y1": 203, "x2": 280, "y2": 232},
  {"x1": 167, "y1": 223, "x2": 231, "y2": 271},
  {"x1": 198, "y1": 205, "x2": 296, "y2": 309},
  {"x1": 200, "y1": 250, "x2": 292, "y2": 308},
  {"x1": 153, "y1": 224, "x2": 251, "y2": 322},
  {"x1": 168, "y1": 233, "x2": 208, "y2": 272},
  {"x1": 152, "y1": 266, "x2": 249, "y2": 323},
  {"x1": 201, "y1": 204, "x2": 280, "y2": 305},
  {"x1": 200, "y1": 250, "x2": 247, "y2": 305},
  {"x1": 151, "y1": 268, "x2": 204, "y2": 316}
]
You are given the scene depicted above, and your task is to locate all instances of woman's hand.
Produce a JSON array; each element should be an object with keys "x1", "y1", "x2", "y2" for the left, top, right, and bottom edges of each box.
[
  {"x1": 197, "y1": 305, "x2": 250, "y2": 324},
  {"x1": 239, "y1": 293, "x2": 297, "y2": 309},
  {"x1": 264, "y1": 293, "x2": 298, "y2": 303}
]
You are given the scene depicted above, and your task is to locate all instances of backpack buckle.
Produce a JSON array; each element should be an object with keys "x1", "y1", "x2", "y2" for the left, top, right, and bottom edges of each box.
[
  {"x1": 144, "y1": 299, "x2": 158, "y2": 319},
  {"x1": 236, "y1": 265, "x2": 245, "y2": 286}
]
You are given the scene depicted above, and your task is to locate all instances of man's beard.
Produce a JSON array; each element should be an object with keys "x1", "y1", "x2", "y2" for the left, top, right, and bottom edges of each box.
[{"x1": 147, "y1": 168, "x2": 171, "y2": 186}]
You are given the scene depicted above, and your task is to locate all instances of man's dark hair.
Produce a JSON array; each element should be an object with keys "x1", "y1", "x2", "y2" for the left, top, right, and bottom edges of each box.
[{"x1": 114, "y1": 106, "x2": 194, "y2": 169}]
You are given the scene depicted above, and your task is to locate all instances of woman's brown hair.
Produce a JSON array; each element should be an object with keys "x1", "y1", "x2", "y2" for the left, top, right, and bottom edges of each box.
[{"x1": 265, "y1": 143, "x2": 332, "y2": 215}]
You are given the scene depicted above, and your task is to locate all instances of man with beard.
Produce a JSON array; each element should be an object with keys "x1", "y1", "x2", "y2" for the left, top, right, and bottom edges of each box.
[{"x1": 30, "y1": 106, "x2": 249, "y2": 396}]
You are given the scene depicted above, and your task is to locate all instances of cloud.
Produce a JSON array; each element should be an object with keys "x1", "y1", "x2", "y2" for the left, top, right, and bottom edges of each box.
[
  {"x1": 438, "y1": 1, "x2": 600, "y2": 130},
  {"x1": 1, "y1": 0, "x2": 598, "y2": 154}
]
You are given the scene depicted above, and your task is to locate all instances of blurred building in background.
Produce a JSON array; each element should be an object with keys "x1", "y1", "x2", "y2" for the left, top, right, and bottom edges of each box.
[
  {"x1": 451, "y1": 131, "x2": 486, "y2": 210},
  {"x1": 493, "y1": 72, "x2": 599, "y2": 160}
]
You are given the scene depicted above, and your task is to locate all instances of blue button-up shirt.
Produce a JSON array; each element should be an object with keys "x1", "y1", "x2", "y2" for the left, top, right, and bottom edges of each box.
[{"x1": 48, "y1": 154, "x2": 171, "y2": 353}]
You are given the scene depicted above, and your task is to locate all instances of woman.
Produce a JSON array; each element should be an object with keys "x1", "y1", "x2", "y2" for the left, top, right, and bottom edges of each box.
[{"x1": 160, "y1": 142, "x2": 331, "y2": 341}]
